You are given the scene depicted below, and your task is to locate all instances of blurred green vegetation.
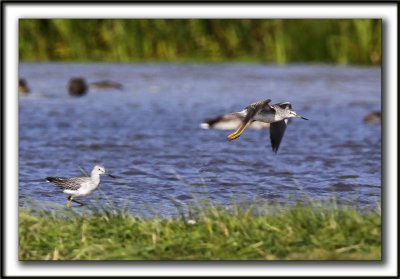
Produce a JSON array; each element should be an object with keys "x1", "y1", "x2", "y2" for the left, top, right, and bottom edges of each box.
[
  {"x1": 19, "y1": 200, "x2": 381, "y2": 260},
  {"x1": 19, "y1": 19, "x2": 381, "y2": 65}
]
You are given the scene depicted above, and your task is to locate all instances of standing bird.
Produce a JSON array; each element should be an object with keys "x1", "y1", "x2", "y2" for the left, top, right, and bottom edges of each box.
[
  {"x1": 227, "y1": 99, "x2": 308, "y2": 153},
  {"x1": 46, "y1": 165, "x2": 116, "y2": 208}
]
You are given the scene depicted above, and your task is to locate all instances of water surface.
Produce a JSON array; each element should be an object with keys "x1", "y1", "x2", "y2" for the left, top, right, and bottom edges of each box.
[{"x1": 19, "y1": 63, "x2": 381, "y2": 216}]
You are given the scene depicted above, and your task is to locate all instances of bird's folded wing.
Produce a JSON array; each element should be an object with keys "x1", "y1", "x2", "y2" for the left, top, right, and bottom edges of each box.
[{"x1": 47, "y1": 177, "x2": 83, "y2": 190}]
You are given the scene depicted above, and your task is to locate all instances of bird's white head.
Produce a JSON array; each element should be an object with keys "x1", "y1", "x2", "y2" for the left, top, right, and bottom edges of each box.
[
  {"x1": 92, "y1": 165, "x2": 116, "y2": 178},
  {"x1": 93, "y1": 165, "x2": 106, "y2": 175},
  {"x1": 285, "y1": 109, "x2": 309, "y2": 120}
]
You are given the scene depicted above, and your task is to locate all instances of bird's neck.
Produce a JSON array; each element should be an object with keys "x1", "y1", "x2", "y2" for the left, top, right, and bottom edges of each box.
[{"x1": 91, "y1": 171, "x2": 101, "y2": 184}]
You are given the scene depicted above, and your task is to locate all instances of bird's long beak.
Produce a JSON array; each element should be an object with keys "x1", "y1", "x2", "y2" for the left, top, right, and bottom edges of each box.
[
  {"x1": 105, "y1": 173, "x2": 117, "y2": 178},
  {"x1": 295, "y1": 113, "x2": 308, "y2": 120}
]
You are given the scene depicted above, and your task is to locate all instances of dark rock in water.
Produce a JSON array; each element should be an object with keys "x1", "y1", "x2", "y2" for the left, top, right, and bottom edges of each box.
[
  {"x1": 68, "y1": 77, "x2": 88, "y2": 96},
  {"x1": 90, "y1": 80, "x2": 123, "y2": 90},
  {"x1": 19, "y1": 78, "x2": 30, "y2": 95},
  {"x1": 363, "y1": 111, "x2": 381, "y2": 124}
]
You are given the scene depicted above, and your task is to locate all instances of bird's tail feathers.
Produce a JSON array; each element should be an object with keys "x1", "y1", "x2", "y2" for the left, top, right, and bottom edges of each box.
[{"x1": 46, "y1": 177, "x2": 63, "y2": 183}]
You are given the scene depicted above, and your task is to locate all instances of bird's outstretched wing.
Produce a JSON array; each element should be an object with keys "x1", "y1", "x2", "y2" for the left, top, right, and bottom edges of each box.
[
  {"x1": 270, "y1": 119, "x2": 289, "y2": 153},
  {"x1": 245, "y1": 99, "x2": 273, "y2": 115},
  {"x1": 227, "y1": 99, "x2": 272, "y2": 140},
  {"x1": 239, "y1": 99, "x2": 273, "y2": 131}
]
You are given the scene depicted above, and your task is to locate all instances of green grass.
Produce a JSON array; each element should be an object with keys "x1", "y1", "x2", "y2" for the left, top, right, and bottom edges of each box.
[
  {"x1": 19, "y1": 19, "x2": 381, "y2": 65},
  {"x1": 19, "y1": 200, "x2": 381, "y2": 260}
]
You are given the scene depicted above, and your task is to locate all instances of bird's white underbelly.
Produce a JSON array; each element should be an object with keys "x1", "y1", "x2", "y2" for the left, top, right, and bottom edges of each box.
[
  {"x1": 254, "y1": 113, "x2": 280, "y2": 123},
  {"x1": 64, "y1": 183, "x2": 98, "y2": 197}
]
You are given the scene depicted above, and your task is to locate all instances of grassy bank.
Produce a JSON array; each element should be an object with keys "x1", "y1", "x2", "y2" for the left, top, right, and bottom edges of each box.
[
  {"x1": 19, "y1": 19, "x2": 381, "y2": 65},
  {"x1": 19, "y1": 201, "x2": 381, "y2": 260}
]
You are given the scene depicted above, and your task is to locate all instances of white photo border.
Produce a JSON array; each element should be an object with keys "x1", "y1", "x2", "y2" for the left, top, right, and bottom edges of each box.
[{"x1": 4, "y1": 2, "x2": 397, "y2": 277}]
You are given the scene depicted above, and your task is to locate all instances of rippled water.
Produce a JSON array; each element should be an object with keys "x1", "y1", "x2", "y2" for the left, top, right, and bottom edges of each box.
[{"x1": 19, "y1": 63, "x2": 381, "y2": 216}]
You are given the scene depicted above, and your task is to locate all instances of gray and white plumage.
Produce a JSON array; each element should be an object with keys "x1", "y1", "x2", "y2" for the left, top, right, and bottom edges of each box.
[
  {"x1": 227, "y1": 99, "x2": 308, "y2": 153},
  {"x1": 46, "y1": 165, "x2": 115, "y2": 198}
]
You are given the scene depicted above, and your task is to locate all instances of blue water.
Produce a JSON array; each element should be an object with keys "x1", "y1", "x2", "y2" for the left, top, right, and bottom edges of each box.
[{"x1": 19, "y1": 63, "x2": 381, "y2": 216}]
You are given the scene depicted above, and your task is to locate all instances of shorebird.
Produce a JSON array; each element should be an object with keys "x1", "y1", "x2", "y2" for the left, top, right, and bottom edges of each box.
[
  {"x1": 227, "y1": 99, "x2": 308, "y2": 153},
  {"x1": 19, "y1": 78, "x2": 30, "y2": 95},
  {"x1": 46, "y1": 165, "x2": 116, "y2": 208},
  {"x1": 68, "y1": 77, "x2": 88, "y2": 97},
  {"x1": 90, "y1": 80, "x2": 123, "y2": 90},
  {"x1": 363, "y1": 111, "x2": 381, "y2": 124}
]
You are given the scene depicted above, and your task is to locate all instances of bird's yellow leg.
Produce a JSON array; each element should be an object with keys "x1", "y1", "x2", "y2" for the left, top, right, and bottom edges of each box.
[
  {"x1": 66, "y1": 196, "x2": 73, "y2": 208},
  {"x1": 227, "y1": 120, "x2": 252, "y2": 140}
]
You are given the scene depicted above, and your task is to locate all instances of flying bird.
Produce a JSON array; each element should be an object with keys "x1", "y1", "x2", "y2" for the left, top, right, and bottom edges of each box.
[{"x1": 227, "y1": 99, "x2": 308, "y2": 153}]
